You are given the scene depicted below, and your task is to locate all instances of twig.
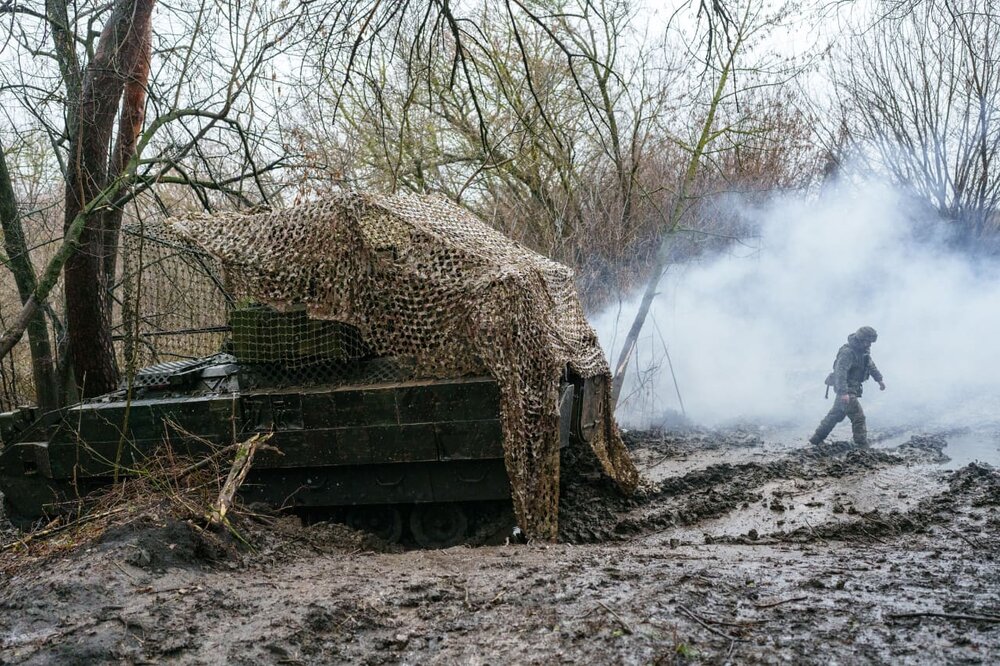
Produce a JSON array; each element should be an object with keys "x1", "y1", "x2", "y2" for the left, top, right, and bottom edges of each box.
[
  {"x1": 177, "y1": 442, "x2": 239, "y2": 476},
  {"x1": 861, "y1": 514, "x2": 897, "y2": 534},
  {"x1": 0, "y1": 506, "x2": 130, "y2": 553},
  {"x1": 889, "y1": 612, "x2": 1000, "y2": 623},
  {"x1": 801, "y1": 516, "x2": 828, "y2": 546},
  {"x1": 858, "y1": 526, "x2": 888, "y2": 545},
  {"x1": 675, "y1": 605, "x2": 761, "y2": 628},
  {"x1": 145, "y1": 585, "x2": 203, "y2": 595},
  {"x1": 597, "y1": 600, "x2": 634, "y2": 635},
  {"x1": 676, "y1": 603, "x2": 740, "y2": 641},
  {"x1": 753, "y1": 596, "x2": 808, "y2": 609},
  {"x1": 642, "y1": 453, "x2": 674, "y2": 470},
  {"x1": 653, "y1": 317, "x2": 685, "y2": 417},
  {"x1": 114, "y1": 561, "x2": 138, "y2": 581},
  {"x1": 208, "y1": 433, "x2": 270, "y2": 526},
  {"x1": 938, "y1": 524, "x2": 985, "y2": 550}
]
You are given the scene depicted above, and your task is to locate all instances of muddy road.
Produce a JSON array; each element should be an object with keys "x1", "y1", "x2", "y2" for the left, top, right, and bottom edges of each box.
[{"x1": 1, "y1": 424, "x2": 998, "y2": 664}]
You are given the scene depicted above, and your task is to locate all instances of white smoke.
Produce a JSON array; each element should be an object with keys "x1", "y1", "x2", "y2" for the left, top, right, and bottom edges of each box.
[{"x1": 593, "y1": 181, "x2": 1000, "y2": 430}]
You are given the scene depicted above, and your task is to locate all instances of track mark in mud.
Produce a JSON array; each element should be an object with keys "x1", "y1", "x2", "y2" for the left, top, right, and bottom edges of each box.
[
  {"x1": 714, "y1": 461, "x2": 1000, "y2": 547},
  {"x1": 560, "y1": 431, "x2": 969, "y2": 545},
  {"x1": 1, "y1": 429, "x2": 997, "y2": 666},
  {"x1": 623, "y1": 427, "x2": 765, "y2": 457}
]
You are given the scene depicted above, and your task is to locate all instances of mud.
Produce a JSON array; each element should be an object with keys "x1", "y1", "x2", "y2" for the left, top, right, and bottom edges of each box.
[{"x1": 2, "y1": 425, "x2": 998, "y2": 664}]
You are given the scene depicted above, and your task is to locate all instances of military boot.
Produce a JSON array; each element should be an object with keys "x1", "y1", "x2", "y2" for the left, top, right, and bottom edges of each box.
[{"x1": 810, "y1": 402, "x2": 846, "y2": 445}]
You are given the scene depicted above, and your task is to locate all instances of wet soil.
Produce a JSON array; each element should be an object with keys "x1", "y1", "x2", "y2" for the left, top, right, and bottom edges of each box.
[{"x1": 1, "y1": 425, "x2": 998, "y2": 664}]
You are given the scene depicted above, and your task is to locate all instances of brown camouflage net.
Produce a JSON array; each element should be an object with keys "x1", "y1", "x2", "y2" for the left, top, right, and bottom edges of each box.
[{"x1": 166, "y1": 192, "x2": 638, "y2": 539}]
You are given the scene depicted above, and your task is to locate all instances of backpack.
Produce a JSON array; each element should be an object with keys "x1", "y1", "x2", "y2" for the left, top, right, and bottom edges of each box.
[{"x1": 823, "y1": 348, "x2": 842, "y2": 398}]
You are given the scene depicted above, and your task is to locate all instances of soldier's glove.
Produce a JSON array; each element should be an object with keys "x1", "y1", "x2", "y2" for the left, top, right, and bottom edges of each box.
[
  {"x1": 840, "y1": 394, "x2": 851, "y2": 404},
  {"x1": 878, "y1": 381, "x2": 886, "y2": 391}
]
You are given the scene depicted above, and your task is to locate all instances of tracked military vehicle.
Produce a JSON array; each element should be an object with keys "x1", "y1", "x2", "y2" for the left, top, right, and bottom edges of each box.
[
  {"x1": 0, "y1": 192, "x2": 639, "y2": 543},
  {"x1": 0, "y1": 306, "x2": 603, "y2": 547}
]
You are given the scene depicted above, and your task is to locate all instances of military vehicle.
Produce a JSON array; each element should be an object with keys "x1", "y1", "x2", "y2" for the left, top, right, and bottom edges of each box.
[
  {"x1": 0, "y1": 306, "x2": 602, "y2": 548},
  {"x1": 1, "y1": 192, "x2": 640, "y2": 544}
]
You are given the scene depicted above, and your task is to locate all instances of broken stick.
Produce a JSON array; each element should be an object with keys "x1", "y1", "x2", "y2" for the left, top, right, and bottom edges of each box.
[{"x1": 208, "y1": 433, "x2": 271, "y2": 526}]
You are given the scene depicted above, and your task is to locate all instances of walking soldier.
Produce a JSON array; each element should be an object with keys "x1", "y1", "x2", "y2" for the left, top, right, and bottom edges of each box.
[{"x1": 810, "y1": 326, "x2": 886, "y2": 446}]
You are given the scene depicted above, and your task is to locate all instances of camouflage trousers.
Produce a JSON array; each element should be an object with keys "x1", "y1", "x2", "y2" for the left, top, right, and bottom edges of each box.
[{"x1": 809, "y1": 395, "x2": 867, "y2": 446}]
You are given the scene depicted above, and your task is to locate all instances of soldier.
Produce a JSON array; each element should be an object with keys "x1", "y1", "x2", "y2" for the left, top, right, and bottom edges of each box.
[{"x1": 809, "y1": 326, "x2": 886, "y2": 447}]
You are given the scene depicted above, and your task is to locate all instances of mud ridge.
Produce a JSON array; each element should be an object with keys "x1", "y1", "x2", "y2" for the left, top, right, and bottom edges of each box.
[
  {"x1": 560, "y1": 430, "x2": 939, "y2": 544},
  {"x1": 1, "y1": 427, "x2": 998, "y2": 664},
  {"x1": 716, "y1": 462, "x2": 1000, "y2": 546},
  {"x1": 623, "y1": 426, "x2": 765, "y2": 457}
]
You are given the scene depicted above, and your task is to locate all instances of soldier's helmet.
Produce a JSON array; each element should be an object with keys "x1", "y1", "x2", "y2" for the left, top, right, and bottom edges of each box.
[{"x1": 855, "y1": 326, "x2": 878, "y2": 343}]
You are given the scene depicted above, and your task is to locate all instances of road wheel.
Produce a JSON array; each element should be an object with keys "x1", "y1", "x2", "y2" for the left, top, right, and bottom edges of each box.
[
  {"x1": 346, "y1": 505, "x2": 403, "y2": 543},
  {"x1": 409, "y1": 503, "x2": 468, "y2": 549}
]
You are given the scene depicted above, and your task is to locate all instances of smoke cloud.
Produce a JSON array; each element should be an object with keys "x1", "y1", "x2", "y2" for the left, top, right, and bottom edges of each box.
[{"x1": 593, "y1": 181, "x2": 1000, "y2": 431}]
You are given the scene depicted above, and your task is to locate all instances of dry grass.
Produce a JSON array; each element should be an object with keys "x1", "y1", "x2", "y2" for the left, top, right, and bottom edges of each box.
[{"x1": 0, "y1": 436, "x2": 261, "y2": 574}]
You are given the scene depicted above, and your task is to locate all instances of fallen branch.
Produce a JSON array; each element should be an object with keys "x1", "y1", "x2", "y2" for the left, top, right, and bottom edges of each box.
[
  {"x1": 0, "y1": 506, "x2": 130, "y2": 553},
  {"x1": 753, "y1": 596, "x2": 808, "y2": 609},
  {"x1": 597, "y1": 600, "x2": 634, "y2": 635},
  {"x1": 802, "y1": 516, "x2": 828, "y2": 545},
  {"x1": 677, "y1": 603, "x2": 740, "y2": 641},
  {"x1": 938, "y1": 524, "x2": 985, "y2": 550},
  {"x1": 858, "y1": 526, "x2": 888, "y2": 545},
  {"x1": 176, "y1": 439, "x2": 281, "y2": 481},
  {"x1": 889, "y1": 612, "x2": 1000, "y2": 623},
  {"x1": 207, "y1": 433, "x2": 271, "y2": 526},
  {"x1": 642, "y1": 452, "x2": 675, "y2": 470}
]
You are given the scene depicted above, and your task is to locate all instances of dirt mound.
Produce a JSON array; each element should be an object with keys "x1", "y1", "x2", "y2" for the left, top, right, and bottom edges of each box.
[
  {"x1": 558, "y1": 445, "x2": 639, "y2": 543},
  {"x1": 717, "y1": 462, "x2": 1000, "y2": 547},
  {"x1": 96, "y1": 517, "x2": 232, "y2": 571},
  {"x1": 896, "y1": 434, "x2": 951, "y2": 463},
  {"x1": 623, "y1": 426, "x2": 764, "y2": 455},
  {"x1": 949, "y1": 462, "x2": 1000, "y2": 505}
]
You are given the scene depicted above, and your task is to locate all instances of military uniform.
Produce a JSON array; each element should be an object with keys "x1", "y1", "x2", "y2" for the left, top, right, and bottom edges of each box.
[{"x1": 809, "y1": 326, "x2": 885, "y2": 446}]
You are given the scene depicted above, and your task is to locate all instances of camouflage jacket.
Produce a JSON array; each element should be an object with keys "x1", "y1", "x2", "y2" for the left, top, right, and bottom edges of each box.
[{"x1": 831, "y1": 334, "x2": 883, "y2": 397}]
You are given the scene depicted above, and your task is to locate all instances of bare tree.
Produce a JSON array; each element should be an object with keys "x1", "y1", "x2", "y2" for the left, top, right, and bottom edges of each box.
[
  {"x1": 0, "y1": 141, "x2": 58, "y2": 409},
  {"x1": 837, "y1": 0, "x2": 1000, "y2": 242},
  {"x1": 60, "y1": 0, "x2": 156, "y2": 396},
  {"x1": 0, "y1": 0, "x2": 308, "y2": 400},
  {"x1": 610, "y1": 0, "x2": 806, "y2": 404},
  {"x1": 296, "y1": 0, "x2": 684, "y2": 291}
]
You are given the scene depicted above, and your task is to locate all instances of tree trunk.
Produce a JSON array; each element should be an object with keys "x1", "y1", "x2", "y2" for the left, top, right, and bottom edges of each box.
[
  {"x1": 0, "y1": 144, "x2": 59, "y2": 410},
  {"x1": 45, "y1": 0, "x2": 83, "y2": 137},
  {"x1": 63, "y1": 0, "x2": 156, "y2": 397},
  {"x1": 102, "y1": 17, "x2": 153, "y2": 296}
]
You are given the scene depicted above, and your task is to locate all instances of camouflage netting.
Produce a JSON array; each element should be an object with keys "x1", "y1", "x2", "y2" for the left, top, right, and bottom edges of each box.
[{"x1": 165, "y1": 191, "x2": 638, "y2": 539}]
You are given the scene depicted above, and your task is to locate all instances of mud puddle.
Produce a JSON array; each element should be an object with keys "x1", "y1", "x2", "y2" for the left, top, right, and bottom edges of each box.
[{"x1": 1, "y1": 425, "x2": 998, "y2": 664}]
